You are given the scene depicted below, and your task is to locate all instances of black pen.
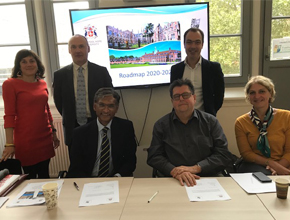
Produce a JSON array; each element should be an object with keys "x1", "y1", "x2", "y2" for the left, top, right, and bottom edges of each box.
[{"x1": 74, "y1": 182, "x2": 79, "y2": 191}]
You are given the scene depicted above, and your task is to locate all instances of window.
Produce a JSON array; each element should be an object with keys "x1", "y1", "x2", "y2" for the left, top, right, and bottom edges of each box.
[
  {"x1": 196, "y1": 0, "x2": 251, "y2": 85},
  {"x1": 0, "y1": 0, "x2": 36, "y2": 92},
  {"x1": 43, "y1": 0, "x2": 90, "y2": 74},
  {"x1": 53, "y1": 1, "x2": 89, "y2": 67},
  {"x1": 270, "y1": 0, "x2": 290, "y2": 60}
]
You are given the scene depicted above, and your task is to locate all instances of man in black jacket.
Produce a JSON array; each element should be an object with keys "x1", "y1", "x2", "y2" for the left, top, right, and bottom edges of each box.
[
  {"x1": 170, "y1": 28, "x2": 224, "y2": 116},
  {"x1": 53, "y1": 35, "x2": 113, "y2": 152}
]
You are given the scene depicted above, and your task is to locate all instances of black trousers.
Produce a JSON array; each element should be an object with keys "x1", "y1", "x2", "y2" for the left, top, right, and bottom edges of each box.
[{"x1": 22, "y1": 159, "x2": 51, "y2": 179}]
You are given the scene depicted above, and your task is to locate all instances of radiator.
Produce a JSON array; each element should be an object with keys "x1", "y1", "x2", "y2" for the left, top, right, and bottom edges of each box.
[
  {"x1": 0, "y1": 119, "x2": 70, "y2": 178},
  {"x1": 0, "y1": 123, "x2": 5, "y2": 155},
  {"x1": 49, "y1": 119, "x2": 70, "y2": 177}
]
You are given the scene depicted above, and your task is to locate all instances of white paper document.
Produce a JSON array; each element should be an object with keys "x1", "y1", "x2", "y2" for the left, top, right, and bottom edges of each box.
[
  {"x1": 6, "y1": 180, "x2": 64, "y2": 208},
  {"x1": 185, "y1": 178, "x2": 231, "y2": 202},
  {"x1": 79, "y1": 180, "x2": 119, "y2": 207},
  {"x1": 230, "y1": 173, "x2": 276, "y2": 194},
  {"x1": 0, "y1": 197, "x2": 9, "y2": 208}
]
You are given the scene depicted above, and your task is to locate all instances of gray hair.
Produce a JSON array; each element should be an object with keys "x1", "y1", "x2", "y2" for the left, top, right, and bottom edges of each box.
[{"x1": 94, "y1": 88, "x2": 120, "y2": 105}]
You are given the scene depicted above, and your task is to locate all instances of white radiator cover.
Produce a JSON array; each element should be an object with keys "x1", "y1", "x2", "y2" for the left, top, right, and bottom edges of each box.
[
  {"x1": 0, "y1": 119, "x2": 70, "y2": 178},
  {"x1": 49, "y1": 119, "x2": 70, "y2": 177}
]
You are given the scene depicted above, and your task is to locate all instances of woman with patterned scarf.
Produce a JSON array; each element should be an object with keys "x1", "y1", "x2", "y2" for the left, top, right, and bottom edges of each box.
[{"x1": 235, "y1": 75, "x2": 290, "y2": 175}]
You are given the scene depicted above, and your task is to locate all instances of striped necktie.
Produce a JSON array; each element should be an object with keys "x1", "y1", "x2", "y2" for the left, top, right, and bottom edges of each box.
[
  {"x1": 98, "y1": 127, "x2": 110, "y2": 177},
  {"x1": 76, "y1": 66, "x2": 87, "y2": 125}
]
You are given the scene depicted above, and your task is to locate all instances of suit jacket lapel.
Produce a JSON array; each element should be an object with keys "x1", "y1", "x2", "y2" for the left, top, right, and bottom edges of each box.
[
  {"x1": 66, "y1": 64, "x2": 76, "y2": 106},
  {"x1": 87, "y1": 61, "x2": 95, "y2": 116},
  {"x1": 201, "y1": 57, "x2": 209, "y2": 90},
  {"x1": 110, "y1": 118, "x2": 119, "y2": 158},
  {"x1": 87, "y1": 121, "x2": 99, "y2": 157},
  {"x1": 178, "y1": 62, "x2": 186, "y2": 78}
]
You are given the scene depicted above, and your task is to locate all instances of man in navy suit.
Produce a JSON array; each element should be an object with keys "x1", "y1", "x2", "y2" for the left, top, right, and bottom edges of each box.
[
  {"x1": 67, "y1": 88, "x2": 137, "y2": 178},
  {"x1": 53, "y1": 35, "x2": 113, "y2": 152},
  {"x1": 170, "y1": 28, "x2": 224, "y2": 116}
]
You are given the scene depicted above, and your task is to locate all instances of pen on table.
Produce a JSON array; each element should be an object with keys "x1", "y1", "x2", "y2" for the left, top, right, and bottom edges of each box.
[
  {"x1": 74, "y1": 182, "x2": 79, "y2": 191},
  {"x1": 148, "y1": 191, "x2": 159, "y2": 203}
]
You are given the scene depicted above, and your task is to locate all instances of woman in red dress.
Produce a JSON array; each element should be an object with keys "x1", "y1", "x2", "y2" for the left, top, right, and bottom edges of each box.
[{"x1": 1, "y1": 49, "x2": 60, "y2": 178}]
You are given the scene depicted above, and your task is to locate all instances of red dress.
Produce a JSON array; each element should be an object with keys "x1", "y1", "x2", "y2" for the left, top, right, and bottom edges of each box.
[{"x1": 2, "y1": 78, "x2": 55, "y2": 166}]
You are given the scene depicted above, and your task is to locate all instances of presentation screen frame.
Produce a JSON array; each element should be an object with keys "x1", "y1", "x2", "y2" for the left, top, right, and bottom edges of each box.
[{"x1": 69, "y1": 2, "x2": 209, "y2": 89}]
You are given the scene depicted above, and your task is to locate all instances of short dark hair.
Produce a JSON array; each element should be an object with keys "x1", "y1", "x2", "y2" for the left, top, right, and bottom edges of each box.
[
  {"x1": 169, "y1": 79, "x2": 195, "y2": 98},
  {"x1": 11, "y1": 49, "x2": 45, "y2": 78},
  {"x1": 183, "y1": 28, "x2": 204, "y2": 44},
  {"x1": 94, "y1": 87, "x2": 120, "y2": 105}
]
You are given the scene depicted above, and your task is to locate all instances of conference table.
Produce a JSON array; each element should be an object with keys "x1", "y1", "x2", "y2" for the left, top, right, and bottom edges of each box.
[
  {"x1": 0, "y1": 177, "x2": 133, "y2": 220},
  {"x1": 120, "y1": 177, "x2": 273, "y2": 220},
  {"x1": 256, "y1": 176, "x2": 290, "y2": 220},
  {"x1": 0, "y1": 176, "x2": 288, "y2": 220}
]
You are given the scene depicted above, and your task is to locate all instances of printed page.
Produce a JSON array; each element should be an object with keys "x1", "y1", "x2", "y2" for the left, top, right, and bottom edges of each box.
[
  {"x1": 0, "y1": 175, "x2": 20, "y2": 196},
  {"x1": 79, "y1": 180, "x2": 119, "y2": 207},
  {"x1": 0, "y1": 197, "x2": 8, "y2": 208},
  {"x1": 185, "y1": 178, "x2": 231, "y2": 201},
  {"x1": 230, "y1": 173, "x2": 275, "y2": 194}
]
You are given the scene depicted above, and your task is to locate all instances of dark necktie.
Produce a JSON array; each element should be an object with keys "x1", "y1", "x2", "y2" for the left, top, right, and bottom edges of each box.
[
  {"x1": 98, "y1": 127, "x2": 110, "y2": 177},
  {"x1": 76, "y1": 66, "x2": 87, "y2": 125}
]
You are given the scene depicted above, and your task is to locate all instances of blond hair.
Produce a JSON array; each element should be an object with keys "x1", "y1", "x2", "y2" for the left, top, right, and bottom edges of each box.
[{"x1": 244, "y1": 75, "x2": 276, "y2": 103}]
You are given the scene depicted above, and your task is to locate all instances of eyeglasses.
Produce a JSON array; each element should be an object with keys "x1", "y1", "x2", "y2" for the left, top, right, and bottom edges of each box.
[
  {"x1": 172, "y1": 92, "x2": 192, "y2": 101},
  {"x1": 97, "y1": 102, "x2": 116, "y2": 109}
]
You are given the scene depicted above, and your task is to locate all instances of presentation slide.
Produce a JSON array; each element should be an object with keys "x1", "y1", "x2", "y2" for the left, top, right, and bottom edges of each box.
[{"x1": 70, "y1": 3, "x2": 209, "y2": 88}]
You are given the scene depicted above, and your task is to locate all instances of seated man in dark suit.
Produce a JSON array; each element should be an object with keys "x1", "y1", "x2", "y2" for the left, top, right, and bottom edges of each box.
[{"x1": 67, "y1": 88, "x2": 137, "y2": 177}]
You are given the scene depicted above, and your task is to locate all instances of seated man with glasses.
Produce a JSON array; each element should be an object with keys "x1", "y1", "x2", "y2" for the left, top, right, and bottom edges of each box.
[
  {"x1": 67, "y1": 88, "x2": 137, "y2": 178},
  {"x1": 147, "y1": 79, "x2": 232, "y2": 186}
]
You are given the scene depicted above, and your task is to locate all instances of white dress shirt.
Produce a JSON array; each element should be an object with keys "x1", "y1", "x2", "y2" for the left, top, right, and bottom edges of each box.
[
  {"x1": 182, "y1": 57, "x2": 204, "y2": 111},
  {"x1": 91, "y1": 118, "x2": 114, "y2": 177}
]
